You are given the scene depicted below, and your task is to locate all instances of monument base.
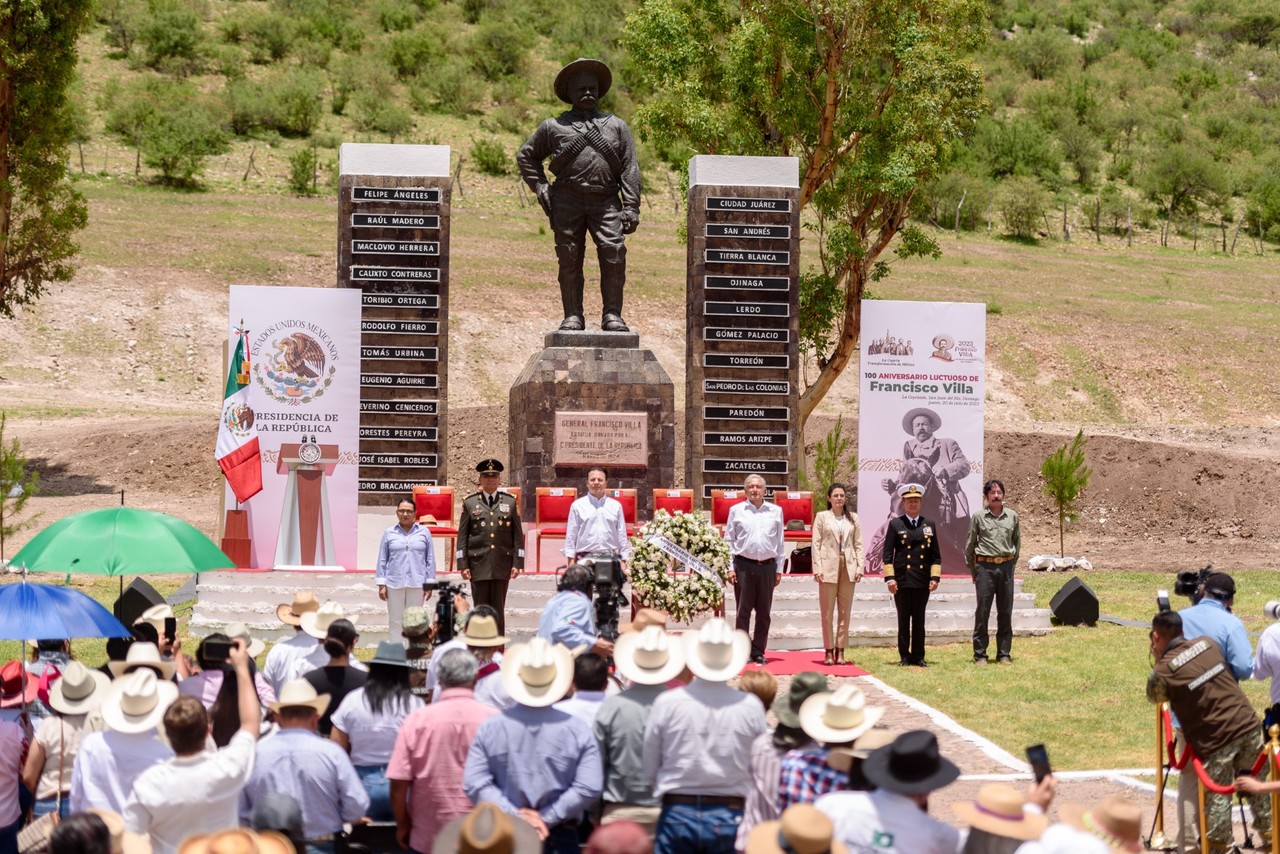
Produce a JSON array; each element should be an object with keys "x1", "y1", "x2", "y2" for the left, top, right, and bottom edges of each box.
[{"x1": 509, "y1": 334, "x2": 676, "y2": 521}]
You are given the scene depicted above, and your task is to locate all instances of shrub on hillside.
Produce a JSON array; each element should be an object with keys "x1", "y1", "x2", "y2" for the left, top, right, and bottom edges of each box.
[
  {"x1": 226, "y1": 69, "x2": 323, "y2": 137},
  {"x1": 288, "y1": 146, "x2": 318, "y2": 195},
  {"x1": 386, "y1": 29, "x2": 444, "y2": 80},
  {"x1": 469, "y1": 20, "x2": 527, "y2": 81},
  {"x1": 137, "y1": 0, "x2": 205, "y2": 74},
  {"x1": 221, "y1": 9, "x2": 296, "y2": 64},
  {"x1": 470, "y1": 137, "x2": 510, "y2": 176},
  {"x1": 106, "y1": 79, "x2": 229, "y2": 184},
  {"x1": 975, "y1": 115, "x2": 1061, "y2": 183},
  {"x1": 413, "y1": 58, "x2": 484, "y2": 116},
  {"x1": 354, "y1": 96, "x2": 414, "y2": 139},
  {"x1": 374, "y1": 0, "x2": 420, "y2": 32},
  {"x1": 99, "y1": 0, "x2": 146, "y2": 56},
  {"x1": 1009, "y1": 27, "x2": 1077, "y2": 80},
  {"x1": 998, "y1": 176, "x2": 1050, "y2": 238}
]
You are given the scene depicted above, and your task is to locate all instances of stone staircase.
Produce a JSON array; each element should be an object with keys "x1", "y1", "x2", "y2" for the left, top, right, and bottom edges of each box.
[{"x1": 191, "y1": 570, "x2": 1052, "y2": 650}]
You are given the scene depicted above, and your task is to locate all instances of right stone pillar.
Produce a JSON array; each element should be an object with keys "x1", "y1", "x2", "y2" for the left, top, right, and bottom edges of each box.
[{"x1": 684, "y1": 155, "x2": 802, "y2": 503}]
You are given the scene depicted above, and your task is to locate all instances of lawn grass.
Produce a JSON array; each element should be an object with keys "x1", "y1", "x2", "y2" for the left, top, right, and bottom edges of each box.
[{"x1": 872, "y1": 570, "x2": 1280, "y2": 770}]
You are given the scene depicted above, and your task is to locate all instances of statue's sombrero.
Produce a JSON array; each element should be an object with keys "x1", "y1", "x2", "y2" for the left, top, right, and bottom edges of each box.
[{"x1": 555, "y1": 58, "x2": 613, "y2": 104}]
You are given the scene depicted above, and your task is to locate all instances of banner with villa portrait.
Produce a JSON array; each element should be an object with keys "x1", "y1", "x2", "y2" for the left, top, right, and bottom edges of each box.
[
  {"x1": 224, "y1": 285, "x2": 361, "y2": 569},
  {"x1": 857, "y1": 300, "x2": 986, "y2": 575}
]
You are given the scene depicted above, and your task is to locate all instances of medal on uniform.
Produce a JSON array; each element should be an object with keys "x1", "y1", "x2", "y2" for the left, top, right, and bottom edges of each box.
[{"x1": 499, "y1": 503, "x2": 510, "y2": 513}]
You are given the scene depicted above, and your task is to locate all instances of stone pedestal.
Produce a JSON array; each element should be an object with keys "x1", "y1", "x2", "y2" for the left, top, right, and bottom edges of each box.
[{"x1": 508, "y1": 334, "x2": 675, "y2": 521}]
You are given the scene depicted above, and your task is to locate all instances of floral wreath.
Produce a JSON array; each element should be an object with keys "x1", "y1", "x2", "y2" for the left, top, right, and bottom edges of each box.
[{"x1": 628, "y1": 509, "x2": 730, "y2": 624}]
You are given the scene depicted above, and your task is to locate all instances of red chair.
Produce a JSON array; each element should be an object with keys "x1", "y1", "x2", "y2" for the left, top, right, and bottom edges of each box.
[
  {"x1": 653, "y1": 488, "x2": 694, "y2": 518},
  {"x1": 412, "y1": 485, "x2": 458, "y2": 570},
  {"x1": 608, "y1": 488, "x2": 639, "y2": 533},
  {"x1": 532, "y1": 487, "x2": 578, "y2": 571},
  {"x1": 773, "y1": 490, "x2": 815, "y2": 542},
  {"x1": 710, "y1": 489, "x2": 747, "y2": 530}
]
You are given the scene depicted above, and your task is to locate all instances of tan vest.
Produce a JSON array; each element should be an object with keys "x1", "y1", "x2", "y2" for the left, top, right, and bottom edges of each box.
[{"x1": 1156, "y1": 635, "x2": 1258, "y2": 756}]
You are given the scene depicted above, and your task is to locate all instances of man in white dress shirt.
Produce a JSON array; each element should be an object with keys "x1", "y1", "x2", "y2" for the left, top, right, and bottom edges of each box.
[
  {"x1": 723, "y1": 474, "x2": 785, "y2": 665},
  {"x1": 564, "y1": 467, "x2": 632, "y2": 563}
]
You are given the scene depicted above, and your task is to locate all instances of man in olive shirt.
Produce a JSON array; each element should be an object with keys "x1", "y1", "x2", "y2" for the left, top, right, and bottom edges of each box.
[
  {"x1": 964, "y1": 479, "x2": 1021, "y2": 664},
  {"x1": 1148, "y1": 610, "x2": 1272, "y2": 852}
]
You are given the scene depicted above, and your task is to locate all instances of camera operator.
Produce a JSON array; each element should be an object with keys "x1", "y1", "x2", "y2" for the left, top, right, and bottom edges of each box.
[
  {"x1": 1148, "y1": 610, "x2": 1272, "y2": 853},
  {"x1": 1168, "y1": 570, "x2": 1253, "y2": 854},
  {"x1": 537, "y1": 564, "x2": 615, "y2": 657}
]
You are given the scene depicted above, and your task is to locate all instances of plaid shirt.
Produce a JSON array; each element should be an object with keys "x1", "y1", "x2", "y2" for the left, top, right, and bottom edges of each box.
[{"x1": 778, "y1": 745, "x2": 848, "y2": 811}]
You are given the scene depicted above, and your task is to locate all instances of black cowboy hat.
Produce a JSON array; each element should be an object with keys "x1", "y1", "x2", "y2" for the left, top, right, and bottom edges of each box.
[
  {"x1": 554, "y1": 58, "x2": 613, "y2": 104},
  {"x1": 862, "y1": 730, "x2": 960, "y2": 794}
]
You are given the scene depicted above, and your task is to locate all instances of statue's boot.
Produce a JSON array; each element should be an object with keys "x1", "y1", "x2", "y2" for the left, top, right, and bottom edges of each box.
[
  {"x1": 599, "y1": 247, "x2": 628, "y2": 332},
  {"x1": 556, "y1": 241, "x2": 586, "y2": 330}
]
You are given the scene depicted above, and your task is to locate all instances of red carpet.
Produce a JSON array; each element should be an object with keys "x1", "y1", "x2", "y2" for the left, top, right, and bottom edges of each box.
[{"x1": 747, "y1": 650, "x2": 869, "y2": 677}]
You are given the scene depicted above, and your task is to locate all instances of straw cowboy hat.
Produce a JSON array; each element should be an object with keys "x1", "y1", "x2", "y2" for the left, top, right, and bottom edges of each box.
[
  {"x1": 746, "y1": 804, "x2": 847, "y2": 854},
  {"x1": 224, "y1": 621, "x2": 265, "y2": 658},
  {"x1": 101, "y1": 669, "x2": 179, "y2": 735},
  {"x1": 0, "y1": 660, "x2": 38, "y2": 708},
  {"x1": 901, "y1": 407, "x2": 942, "y2": 435},
  {"x1": 177, "y1": 829, "x2": 295, "y2": 854},
  {"x1": 613, "y1": 626, "x2": 686, "y2": 686},
  {"x1": 136, "y1": 604, "x2": 174, "y2": 636},
  {"x1": 268, "y1": 679, "x2": 330, "y2": 717},
  {"x1": 952, "y1": 783, "x2": 1049, "y2": 842},
  {"x1": 1060, "y1": 797, "x2": 1143, "y2": 853},
  {"x1": 620, "y1": 608, "x2": 668, "y2": 634},
  {"x1": 553, "y1": 57, "x2": 612, "y2": 104},
  {"x1": 48, "y1": 660, "x2": 111, "y2": 715},
  {"x1": 825, "y1": 727, "x2": 898, "y2": 773},
  {"x1": 461, "y1": 614, "x2": 508, "y2": 648},
  {"x1": 276, "y1": 591, "x2": 319, "y2": 627},
  {"x1": 500, "y1": 638, "x2": 574, "y2": 708},
  {"x1": 432, "y1": 802, "x2": 541, "y2": 854},
  {"x1": 108, "y1": 642, "x2": 176, "y2": 680},
  {"x1": 862, "y1": 730, "x2": 960, "y2": 795},
  {"x1": 798, "y1": 684, "x2": 885, "y2": 745},
  {"x1": 682, "y1": 618, "x2": 751, "y2": 682},
  {"x1": 300, "y1": 601, "x2": 357, "y2": 640},
  {"x1": 87, "y1": 808, "x2": 154, "y2": 854}
]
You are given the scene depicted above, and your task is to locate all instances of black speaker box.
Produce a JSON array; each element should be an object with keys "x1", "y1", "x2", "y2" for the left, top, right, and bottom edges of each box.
[
  {"x1": 113, "y1": 577, "x2": 166, "y2": 628},
  {"x1": 1049, "y1": 575, "x2": 1099, "y2": 626}
]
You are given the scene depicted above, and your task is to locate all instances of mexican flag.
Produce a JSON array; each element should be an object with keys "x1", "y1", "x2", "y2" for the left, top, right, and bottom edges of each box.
[{"x1": 216, "y1": 324, "x2": 262, "y2": 503}]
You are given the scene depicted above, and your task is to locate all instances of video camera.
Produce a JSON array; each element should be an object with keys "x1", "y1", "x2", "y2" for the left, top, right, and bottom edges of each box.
[
  {"x1": 1157, "y1": 564, "x2": 1215, "y2": 612},
  {"x1": 432, "y1": 581, "x2": 468, "y2": 645},
  {"x1": 582, "y1": 552, "x2": 627, "y2": 643}
]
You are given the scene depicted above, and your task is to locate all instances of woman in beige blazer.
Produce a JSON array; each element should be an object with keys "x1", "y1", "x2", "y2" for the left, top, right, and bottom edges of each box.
[{"x1": 811, "y1": 482, "x2": 864, "y2": 665}]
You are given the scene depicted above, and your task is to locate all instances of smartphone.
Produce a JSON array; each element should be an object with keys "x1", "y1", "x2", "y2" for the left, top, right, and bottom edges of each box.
[
  {"x1": 203, "y1": 639, "x2": 234, "y2": 662},
  {"x1": 163, "y1": 617, "x2": 177, "y2": 641},
  {"x1": 1026, "y1": 743, "x2": 1052, "y2": 783}
]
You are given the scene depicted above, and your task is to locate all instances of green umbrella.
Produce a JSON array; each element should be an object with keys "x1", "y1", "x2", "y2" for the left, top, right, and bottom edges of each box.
[{"x1": 12, "y1": 507, "x2": 234, "y2": 576}]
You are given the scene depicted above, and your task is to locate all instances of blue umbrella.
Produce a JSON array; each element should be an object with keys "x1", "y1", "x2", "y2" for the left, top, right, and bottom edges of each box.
[{"x1": 0, "y1": 580, "x2": 131, "y2": 641}]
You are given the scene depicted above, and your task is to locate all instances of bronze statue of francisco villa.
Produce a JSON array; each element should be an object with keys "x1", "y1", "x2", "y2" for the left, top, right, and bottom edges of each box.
[{"x1": 517, "y1": 58, "x2": 642, "y2": 333}]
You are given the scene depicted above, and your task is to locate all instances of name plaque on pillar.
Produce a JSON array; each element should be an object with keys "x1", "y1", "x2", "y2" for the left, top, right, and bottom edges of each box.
[
  {"x1": 685, "y1": 155, "x2": 801, "y2": 506},
  {"x1": 553, "y1": 411, "x2": 649, "y2": 467},
  {"x1": 339, "y1": 143, "x2": 452, "y2": 501}
]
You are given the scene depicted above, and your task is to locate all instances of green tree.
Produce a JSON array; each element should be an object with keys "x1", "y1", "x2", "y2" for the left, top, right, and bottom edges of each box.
[
  {"x1": 997, "y1": 176, "x2": 1049, "y2": 238},
  {"x1": 143, "y1": 97, "x2": 229, "y2": 185},
  {"x1": 623, "y1": 0, "x2": 986, "y2": 432},
  {"x1": 1040, "y1": 429, "x2": 1091, "y2": 557},
  {"x1": 799, "y1": 415, "x2": 856, "y2": 518},
  {"x1": 1139, "y1": 142, "x2": 1229, "y2": 247},
  {"x1": 0, "y1": 0, "x2": 93, "y2": 318},
  {"x1": 137, "y1": 0, "x2": 205, "y2": 74},
  {"x1": 0, "y1": 413, "x2": 40, "y2": 563}
]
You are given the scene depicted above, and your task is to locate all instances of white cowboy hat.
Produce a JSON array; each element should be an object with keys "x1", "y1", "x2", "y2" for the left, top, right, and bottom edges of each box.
[
  {"x1": 500, "y1": 638, "x2": 574, "y2": 708},
  {"x1": 224, "y1": 621, "x2": 266, "y2": 658},
  {"x1": 276, "y1": 590, "x2": 320, "y2": 626},
  {"x1": 798, "y1": 684, "x2": 885, "y2": 745},
  {"x1": 300, "y1": 601, "x2": 358, "y2": 640},
  {"x1": 461, "y1": 614, "x2": 508, "y2": 648},
  {"x1": 48, "y1": 660, "x2": 111, "y2": 715},
  {"x1": 682, "y1": 619, "x2": 751, "y2": 682},
  {"x1": 136, "y1": 604, "x2": 174, "y2": 635},
  {"x1": 101, "y1": 669, "x2": 179, "y2": 735},
  {"x1": 108, "y1": 642, "x2": 176, "y2": 680},
  {"x1": 614, "y1": 626, "x2": 686, "y2": 686},
  {"x1": 268, "y1": 678, "x2": 330, "y2": 716}
]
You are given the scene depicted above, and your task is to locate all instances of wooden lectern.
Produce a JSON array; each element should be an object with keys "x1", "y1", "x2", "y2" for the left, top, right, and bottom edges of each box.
[{"x1": 274, "y1": 441, "x2": 341, "y2": 568}]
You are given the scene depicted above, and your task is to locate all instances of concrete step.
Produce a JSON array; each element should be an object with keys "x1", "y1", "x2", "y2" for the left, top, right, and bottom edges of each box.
[{"x1": 191, "y1": 570, "x2": 1054, "y2": 650}]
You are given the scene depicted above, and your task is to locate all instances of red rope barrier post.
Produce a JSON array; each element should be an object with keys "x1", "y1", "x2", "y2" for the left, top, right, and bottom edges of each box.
[{"x1": 1151, "y1": 702, "x2": 1172, "y2": 849}]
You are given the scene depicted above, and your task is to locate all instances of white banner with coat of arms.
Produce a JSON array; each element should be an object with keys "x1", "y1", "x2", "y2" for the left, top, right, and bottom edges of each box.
[
  {"x1": 856, "y1": 300, "x2": 986, "y2": 576},
  {"x1": 224, "y1": 285, "x2": 362, "y2": 569}
]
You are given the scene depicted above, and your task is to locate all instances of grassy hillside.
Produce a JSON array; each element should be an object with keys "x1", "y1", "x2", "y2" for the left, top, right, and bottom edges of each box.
[{"x1": 64, "y1": 0, "x2": 1280, "y2": 253}]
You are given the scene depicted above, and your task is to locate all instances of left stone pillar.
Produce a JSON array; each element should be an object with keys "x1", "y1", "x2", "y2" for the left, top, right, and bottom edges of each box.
[{"x1": 337, "y1": 143, "x2": 451, "y2": 505}]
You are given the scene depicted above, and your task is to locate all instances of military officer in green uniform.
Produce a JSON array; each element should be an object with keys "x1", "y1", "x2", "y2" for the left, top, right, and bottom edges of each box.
[
  {"x1": 456, "y1": 459, "x2": 524, "y2": 634},
  {"x1": 882, "y1": 483, "x2": 942, "y2": 667}
]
